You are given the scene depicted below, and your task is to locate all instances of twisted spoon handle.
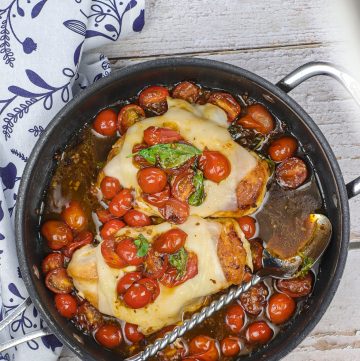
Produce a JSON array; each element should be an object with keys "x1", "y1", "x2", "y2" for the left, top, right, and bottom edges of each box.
[{"x1": 125, "y1": 275, "x2": 261, "y2": 361}]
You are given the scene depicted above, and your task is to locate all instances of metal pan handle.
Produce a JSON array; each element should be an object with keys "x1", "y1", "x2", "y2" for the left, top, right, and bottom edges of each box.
[{"x1": 276, "y1": 61, "x2": 360, "y2": 200}]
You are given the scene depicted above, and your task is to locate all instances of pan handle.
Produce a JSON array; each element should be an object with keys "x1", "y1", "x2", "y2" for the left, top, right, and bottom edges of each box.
[{"x1": 276, "y1": 61, "x2": 360, "y2": 200}]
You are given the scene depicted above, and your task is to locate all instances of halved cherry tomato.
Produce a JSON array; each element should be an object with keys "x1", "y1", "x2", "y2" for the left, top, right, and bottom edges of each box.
[
  {"x1": 74, "y1": 301, "x2": 104, "y2": 333},
  {"x1": 198, "y1": 150, "x2": 231, "y2": 183},
  {"x1": 153, "y1": 228, "x2": 187, "y2": 254},
  {"x1": 172, "y1": 81, "x2": 200, "y2": 103},
  {"x1": 238, "y1": 104, "x2": 275, "y2": 135},
  {"x1": 133, "y1": 143, "x2": 152, "y2": 168},
  {"x1": 116, "y1": 238, "x2": 144, "y2": 266},
  {"x1": 137, "y1": 278, "x2": 160, "y2": 301},
  {"x1": 42, "y1": 253, "x2": 64, "y2": 274},
  {"x1": 208, "y1": 92, "x2": 241, "y2": 122},
  {"x1": 100, "y1": 176, "x2": 122, "y2": 200},
  {"x1": 250, "y1": 239, "x2": 264, "y2": 272},
  {"x1": 54, "y1": 293, "x2": 77, "y2": 319},
  {"x1": 276, "y1": 157, "x2": 308, "y2": 189},
  {"x1": 64, "y1": 230, "x2": 93, "y2": 258},
  {"x1": 123, "y1": 282, "x2": 152, "y2": 309},
  {"x1": 142, "y1": 184, "x2": 171, "y2": 207},
  {"x1": 45, "y1": 268, "x2": 73, "y2": 294},
  {"x1": 267, "y1": 293, "x2": 296, "y2": 324},
  {"x1": 61, "y1": 201, "x2": 87, "y2": 232},
  {"x1": 240, "y1": 283, "x2": 268, "y2": 316},
  {"x1": 188, "y1": 335, "x2": 220, "y2": 361},
  {"x1": 93, "y1": 108, "x2": 117, "y2": 136},
  {"x1": 41, "y1": 220, "x2": 73, "y2": 250},
  {"x1": 236, "y1": 216, "x2": 256, "y2": 239},
  {"x1": 276, "y1": 272, "x2": 313, "y2": 298},
  {"x1": 220, "y1": 336, "x2": 241, "y2": 357},
  {"x1": 159, "y1": 198, "x2": 190, "y2": 224},
  {"x1": 245, "y1": 321, "x2": 273, "y2": 344},
  {"x1": 101, "y1": 239, "x2": 127, "y2": 268},
  {"x1": 100, "y1": 219, "x2": 126, "y2": 240},
  {"x1": 137, "y1": 167, "x2": 167, "y2": 194},
  {"x1": 124, "y1": 210, "x2": 151, "y2": 227},
  {"x1": 139, "y1": 86, "x2": 169, "y2": 115},
  {"x1": 95, "y1": 324, "x2": 122, "y2": 348},
  {"x1": 124, "y1": 323, "x2": 144, "y2": 343},
  {"x1": 117, "y1": 104, "x2": 145, "y2": 134},
  {"x1": 96, "y1": 208, "x2": 115, "y2": 224},
  {"x1": 143, "y1": 126, "x2": 183, "y2": 146},
  {"x1": 170, "y1": 169, "x2": 195, "y2": 202},
  {"x1": 225, "y1": 304, "x2": 245, "y2": 333},
  {"x1": 143, "y1": 249, "x2": 168, "y2": 279},
  {"x1": 117, "y1": 271, "x2": 143, "y2": 295},
  {"x1": 268, "y1": 136, "x2": 298, "y2": 162},
  {"x1": 108, "y1": 188, "x2": 133, "y2": 217}
]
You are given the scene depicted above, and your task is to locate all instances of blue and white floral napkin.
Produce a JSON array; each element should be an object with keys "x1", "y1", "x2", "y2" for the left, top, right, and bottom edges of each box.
[{"x1": 0, "y1": 1, "x2": 145, "y2": 360}]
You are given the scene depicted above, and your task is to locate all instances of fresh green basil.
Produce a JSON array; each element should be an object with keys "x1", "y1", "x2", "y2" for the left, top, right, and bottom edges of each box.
[
  {"x1": 295, "y1": 252, "x2": 314, "y2": 278},
  {"x1": 169, "y1": 247, "x2": 188, "y2": 278},
  {"x1": 134, "y1": 234, "x2": 149, "y2": 257},
  {"x1": 188, "y1": 169, "x2": 205, "y2": 206}
]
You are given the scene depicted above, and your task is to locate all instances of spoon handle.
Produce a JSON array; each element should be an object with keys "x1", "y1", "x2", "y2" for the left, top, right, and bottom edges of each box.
[{"x1": 125, "y1": 275, "x2": 261, "y2": 361}]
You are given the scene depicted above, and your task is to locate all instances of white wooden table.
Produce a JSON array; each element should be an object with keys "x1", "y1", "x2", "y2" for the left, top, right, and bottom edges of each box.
[{"x1": 62, "y1": 1, "x2": 360, "y2": 359}]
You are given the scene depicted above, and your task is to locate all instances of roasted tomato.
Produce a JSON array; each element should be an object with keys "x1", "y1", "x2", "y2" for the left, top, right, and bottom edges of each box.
[
  {"x1": 123, "y1": 282, "x2": 152, "y2": 309},
  {"x1": 172, "y1": 81, "x2": 200, "y2": 103},
  {"x1": 267, "y1": 293, "x2": 296, "y2": 324},
  {"x1": 245, "y1": 321, "x2": 273, "y2": 344},
  {"x1": 139, "y1": 86, "x2": 169, "y2": 115},
  {"x1": 42, "y1": 253, "x2": 64, "y2": 274},
  {"x1": 240, "y1": 283, "x2": 268, "y2": 316},
  {"x1": 208, "y1": 92, "x2": 241, "y2": 122},
  {"x1": 188, "y1": 335, "x2": 220, "y2": 361},
  {"x1": 96, "y1": 208, "x2": 116, "y2": 224},
  {"x1": 75, "y1": 301, "x2": 104, "y2": 333},
  {"x1": 249, "y1": 239, "x2": 263, "y2": 272},
  {"x1": 95, "y1": 324, "x2": 122, "y2": 349},
  {"x1": 220, "y1": 336, "x2": 241, "y2": 357},
  {"x1": 276, "y1": 272, "x2": 313, "y2": 298},
  {"x1": 93, "y1": 108, "x2": 117, "y2": 136},
  {"x1": 137, "y1": 167, "x2": 168, "y2": 194},
  {"x1": 236, "y1": 216, "x2": 256, "y2": 239},
  {"x1": 198, "y1": 150, "x2": 231, "y2": 183},
  {"x1": 143, "y1": 184, "x2": 171, "y2": 207},
  {"x1": 137, "y1": 278, "x2": 160, "y2": 301},
  {"x1": 133, "y1": 143, "x2": 152, "y2": 168},
  {"x1": 45, "y1": 268, "x2": 73, "y2": 294},
  {"x1": 117, "y1": 271, "x2": 143, "y2": 295},
  {"x1": 124, "y1": 209, "x2": 151, "y2": 227},
  {"x1": 268, "y1": 136, "x2": 298, "y2": 162},
  {"x1": 153, "y1": 228, "x2": 187, "y2": 254},
  {"x1": 159, "y1": 198, "x2": 190, "y2": 224},
  {"x1": 100, "y1": 219, "x2": 126, "y2": 240},
  {"x1": 225, "y1": 304, "x2": 245, "y2": 333},
  {"x1": 238, "y1": 104, "x2": 275, "y2": 135},
  {"x1": 116, "y1": 238, "x2": 145, "y2": 266},
  {"x1": 143, "y1": 249, "x2": 168, "y2": 279},
  {"x1": 64, "y1": 230, "x2": 93, "y2": 258},
  {"x1": 41, "y1": 220, "x2": 73, "y2": 250},
  {"x1": 108, "y1": 188, "x2": 133, "y2": 217},
  {"x1": 101, "y1": 239, "x2": 127, "y2": 268},
  {"x1": 170, "y1": 169, "x2": 195, "y2": 202},
  {"x1": 143, "y1": 126, "x2": 183, "y2": 146},
  {"x1": 117, "y1": 104, "x2": 145, "y2": 134},
  {"x1": 276, "y1": 157, "x2": 308, "y2": 189},
  {"x1": 124, "y1": 323, "x2": 144, "y2": 343},
  {"x1": 54, "y1": 293, "x2": 77, "y2": 319},
  {"x1": 100, "y1": 176, "x2": 122, "y2": 200},
  {"x1": 61, "y1": 201, "x2": 87, "y2": 232}
]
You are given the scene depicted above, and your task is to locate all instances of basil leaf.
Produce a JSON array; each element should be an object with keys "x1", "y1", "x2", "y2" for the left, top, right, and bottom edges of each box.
[
  {"x1": 295, "y1": 252, "x2": 314, "y2": 278},
  {"x1": 134, "y1": 234, "x2": 149, "y2": 257},
  {"x1": 169, "y1": 247, "x2": 188, "y2": 278},
  {"x1": 188, "y1": 169, "x2": 205, "y2": 206}
]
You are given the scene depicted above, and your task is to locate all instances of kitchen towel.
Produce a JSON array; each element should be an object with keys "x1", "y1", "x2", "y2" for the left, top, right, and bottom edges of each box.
[{"x1": 0, "y1": 0, "x2": 145, "y2": 360}]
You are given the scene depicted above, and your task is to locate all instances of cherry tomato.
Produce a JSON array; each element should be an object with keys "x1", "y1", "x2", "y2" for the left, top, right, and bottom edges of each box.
[
  {"x1": 116, "y1": 238, "x2": 144, "y2": 266},
  {"x1": 133, "y1": 143, "x2": 152, "y2": 168},
  {"x1": 268, "y1": 136, "x2": 298, "y2": 162},
  {"x1": 208, "y1": 92, "x2": 241, "y2": 122},
  {"x1": 238, "y1": 104, "x2": 275, "y2": 135},
  {"x1": 137, "y1": 167, "x2": 167, "y2": 194},
  {"x1": 198, "y1": 150, "x2": 231, "y2": 183},
  {"x1": 143, "y1": 126, "x2": 183, "y2": 146},
  {"x1": 250, "y1": 239, "x2": 264, "y2": 272},
  {"x1": 170, "y1": 169, "x2": 195, "y2": 202},
  {"x1": 124, "y1": 210, "x2": 151, "y2": 227},
  {"x1": 225, "y1": 304, "x2": 245, "y2": 333},
  {"x1": 42, "y1": 253, "x2": 64, "y2": 274},
  {"x1": 45, "y1": 268, "x2": 73, "y2": 294},
  {"x1": 101, "y1": 239, "x2": 127, "y2": 268},
  {"x1": 139, "y1": 86, "x2": 169, "y2": 115},
  {"x1": 93, "y1": 108, "x2": 117, "y2": 136},
  {"x1": 246, "y1": 321, "x2": 273, "y2": 344},
  {"x1": 143, "y1": 249, "x2": 168, "y2": 279},
  {"x1": 236, "y1": 216, "x2": 256, "y2": 239},
  {"x1": 159, "y1": 198, "x2": 190, "y2": 224},
  {"x1": 276, "y1": 272, "x2": 313, "y2": 298},
  {"x1": 96, "y1": 208, "x2": 116, "y2": 224},
  {"x1": 240, "y1": 283, "x2": 268, "y2": 316},
  {"x1": 108, "y1": 188, "x2": 133, "y2": 217},
  {"x1": 124, "y1": 323, "x2": 144, "y2": 343},
  {"x1": 100, "y1": 176, "x2": 122, "y2": 200},
  {"x1": 117, "y1": 271, "x2": 143, "y2": 295},
  {"x1": 172, "y1": 81, "x2": 200, "y2": 103},
  {"x1": 74, "y1": 301, "x2": 104, "y2": 333},
  {"x1": 123, "y1": 283, "x2": 152, "y2": 309},
  {"x1": 54, "y1": 293, "x2": 77, "y2": 319},
  {"x1": 100, "y1": 219, "x2": 126, "y2": 240},
  {"x1": 189, "y1": 335, "x2": 219, "y2": 361},
  {"x1": 117, "y1": 104, "x2": 145, "y2": 134},
  {"x1": 142, "y1": 184, "x2": 170, "y2": 207},
  {"x1": 41, "y1": 220, "x2": 73, "y2": 250},
  {"x1": 276, "y1": 157, "x2": 308, "y2": 189},
  {"x1": 153, "y1": 228, "x2": 187, "y2": 254},
  {"x1": 220, "y1": 336, "x2": 241, "y2": 357},
  {"x1": 137, "y1": 278, "x2": 160, "y2": 301},
  {"x1": 64, "y1": 230, "x2": 93, "y2": 258},
  {"x1": 267, "y1": 293, "x2": 296, "y2": 324},
  {"x1": 61, "y1": 201, "x2": 87, "y2": 232},
  {"x1": 95, "y1": 324, "x2": 122, "y2": 348}
]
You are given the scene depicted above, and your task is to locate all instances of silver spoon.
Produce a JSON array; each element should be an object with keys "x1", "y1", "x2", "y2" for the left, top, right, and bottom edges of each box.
[{"x1": 125, "y1": 213, "x2": 332, "y2": 361}]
